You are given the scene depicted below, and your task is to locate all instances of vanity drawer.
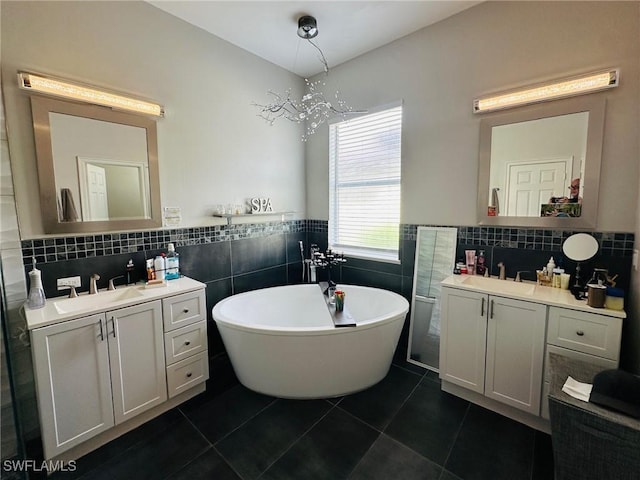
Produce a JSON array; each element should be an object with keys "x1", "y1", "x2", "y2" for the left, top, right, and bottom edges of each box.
[
  {"x1": 164, "y1": 321, "x2": 207, "y2": 365},
  {"x1": 163, "y1": 290, "x2": 205, "y2": 331},
  {"x1": 544, "y1": 345, "x2": 618, "y2": 382},
  {"x1": 547, "y1": 307, "x2": 622, "y2": 361},
  {"x1": 166, "y1": 351, "x2": 209, "y2": 398}
]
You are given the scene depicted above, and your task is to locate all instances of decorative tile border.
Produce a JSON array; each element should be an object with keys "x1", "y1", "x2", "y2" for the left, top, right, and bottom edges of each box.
[
  {"x1": 21, "y1": 220, "x2": 306, "y2": 265},
  {"x1": 401, "y1": 224, "x2": 635, "y2": 256},
  {"x1": 20, "y1": 219, "x2": 634, "y2": 266}
]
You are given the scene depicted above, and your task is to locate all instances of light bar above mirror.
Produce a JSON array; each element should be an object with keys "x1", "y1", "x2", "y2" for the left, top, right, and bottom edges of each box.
[
  {"x1": 473, "y1": 69, "x2": 619, "y2": 114},
  {"x1": 18, "y1": 72, "x2": 164, "y2": 117}
]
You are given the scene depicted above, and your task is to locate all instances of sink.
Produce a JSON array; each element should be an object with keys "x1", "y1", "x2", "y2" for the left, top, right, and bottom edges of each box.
[
  {"x1": 54, "y1": 287, "x2": 144, "y2": 314},
  {"x1": 460, "y1": 275, "x2": 536, "y2": 296}
]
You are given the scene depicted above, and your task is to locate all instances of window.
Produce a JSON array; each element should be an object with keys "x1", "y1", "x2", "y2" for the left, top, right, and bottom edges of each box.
[{"x1": 329, "y1": 103, "x2": 402, "y2": 262}]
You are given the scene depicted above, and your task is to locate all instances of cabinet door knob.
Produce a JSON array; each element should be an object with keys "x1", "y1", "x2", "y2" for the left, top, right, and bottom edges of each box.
[
  {"x1": 576, "y1": 330, "x2": 584, "y2": 336},
  {"x1": 186, "y1": 372, "x2": 192, "y2": 378},
  {"x1": 185, "y1": 341, "x2": 191, "y2": 346},
  {"x1": 183, "y1": 308, "x2": 189, "y2": 314}
]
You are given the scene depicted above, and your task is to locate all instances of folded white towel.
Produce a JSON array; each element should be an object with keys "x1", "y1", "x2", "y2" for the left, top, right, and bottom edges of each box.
[{"x1": 562, "y1": 376, "x2": 593, "y2": 402}]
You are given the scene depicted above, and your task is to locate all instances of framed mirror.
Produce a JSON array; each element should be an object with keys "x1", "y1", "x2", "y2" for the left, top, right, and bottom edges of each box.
[
  {"x1": 477, "y1": 96, "x2": 605, "y2": 229},
  {"x1": 30, "y1": 96, "x2": 162, "y2": 234}
]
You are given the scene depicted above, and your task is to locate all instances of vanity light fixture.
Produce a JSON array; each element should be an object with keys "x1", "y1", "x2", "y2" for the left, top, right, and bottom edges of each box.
[
  {"x1": 473, "y1": 69, "x2": 619, "y2": 114},
  {"x1": 17, "y1": 72, "x2": 164, "y2": 117}
]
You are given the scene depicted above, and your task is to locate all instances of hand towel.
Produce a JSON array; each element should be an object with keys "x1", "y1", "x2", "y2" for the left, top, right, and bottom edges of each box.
[
  {"x1": 490, "y1": 188, "x2": 500, "y2": 214},
  {"x1": 562, "y1": 376, "x2": 593, "y2": 402},
  {"x1": 60, "y1": 188, "x2": 79, "y2": 222}
]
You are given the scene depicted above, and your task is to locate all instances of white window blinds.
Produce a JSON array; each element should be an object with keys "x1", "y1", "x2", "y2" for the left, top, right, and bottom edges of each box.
[{"x1": 329, "y1": 104, "x2": 402, "y2": 261}]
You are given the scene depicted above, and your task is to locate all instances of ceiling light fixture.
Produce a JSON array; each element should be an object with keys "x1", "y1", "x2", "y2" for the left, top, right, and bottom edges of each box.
[
  {"x1": 18, "y1": 72, "x2": 164, "y2": 117},
  {"x1": 254, "y1": 15, "x2": 363, "y2": 141},
  {"x1": 473, "y1": 69, "x2": 619, "y2": 114}
]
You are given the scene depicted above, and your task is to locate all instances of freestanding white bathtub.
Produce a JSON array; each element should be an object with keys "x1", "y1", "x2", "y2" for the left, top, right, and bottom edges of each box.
[{"x1": 212, "y1": 284, "x2": 409, "y2": 399}]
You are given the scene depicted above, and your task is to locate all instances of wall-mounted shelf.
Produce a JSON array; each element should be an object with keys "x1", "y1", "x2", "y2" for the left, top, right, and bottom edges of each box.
[{"x1": 213, "y1": 211, "x2": 295, "y2": 226}]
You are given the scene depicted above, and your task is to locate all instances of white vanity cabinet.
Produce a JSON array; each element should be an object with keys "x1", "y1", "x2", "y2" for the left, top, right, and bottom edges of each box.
[
  {"x1": 485, "y1": 296, "x2": 546, "y2": 415},
  {"x1": 27, "y1": 277, "x2": 208, "y2": 461},
  {"x1": 31, "y1": 313, "x2": 115, "y2": 458},
  {"x1": 439, "y1": 275, "x2": 625, "y2": 432},
  {"x1": 32, "y1": 301, "x2": 167, "y2": 458},
  {"x1": 440, "y1": 288, "x2": 487, "y2": 393},
  {"x1": 107, "y1": 301, "x2": 167, "y2": 423},
  {"x1": 440, "y1": 287, "x2": 546, "y2": 415}
]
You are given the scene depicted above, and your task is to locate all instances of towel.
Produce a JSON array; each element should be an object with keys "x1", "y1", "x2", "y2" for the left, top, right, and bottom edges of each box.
[
  {"x1": 562, "y1": 376, "x2": 593, "y2": 402},
  {"x1": 60, "y1": 188, "x2": 79, "y2": 222},
  {"x1": 490, "y1": 188, "x2": 500, "y2": 214}
]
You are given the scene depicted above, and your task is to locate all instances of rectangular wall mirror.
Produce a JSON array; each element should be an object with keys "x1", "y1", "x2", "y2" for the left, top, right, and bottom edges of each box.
[
  {"x1": 30, "y1": 95, "x2": 162, "y2": 234},
  {"x1": 477, "y1": 96, "x2": 605, "y2": 229}
]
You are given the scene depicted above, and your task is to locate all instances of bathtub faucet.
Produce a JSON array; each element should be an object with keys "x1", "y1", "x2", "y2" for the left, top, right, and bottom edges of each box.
[{"x1": 307, "y1": 245, "x2": 346, "y2": 288}]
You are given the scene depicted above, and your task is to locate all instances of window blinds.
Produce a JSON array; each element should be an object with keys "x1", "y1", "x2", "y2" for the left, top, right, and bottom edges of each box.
[{"x1": 329, "y1": 105, "x2": 402, "y2": 261}]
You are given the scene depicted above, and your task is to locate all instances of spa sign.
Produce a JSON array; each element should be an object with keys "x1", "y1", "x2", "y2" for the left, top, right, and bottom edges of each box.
[{"x1": 250, "y1": 197, "x2": 273, "y2": 214}]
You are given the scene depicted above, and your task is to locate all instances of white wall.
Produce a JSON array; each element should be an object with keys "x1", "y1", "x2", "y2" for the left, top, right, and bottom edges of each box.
[
  {"x1": 1, "y1": 0, "x2": 306, "y2": 238},
  {"x1": 305, "y1": 1, "x2": 640, "y2": 232}
]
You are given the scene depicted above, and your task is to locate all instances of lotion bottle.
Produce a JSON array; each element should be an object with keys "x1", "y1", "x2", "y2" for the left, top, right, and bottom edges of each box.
[
  {"x1": 154, "y1": 254, "x2": 166, "y2": 281},
  {"x1": 547, "y1": 257, "x2": 555, "y2": 274}
]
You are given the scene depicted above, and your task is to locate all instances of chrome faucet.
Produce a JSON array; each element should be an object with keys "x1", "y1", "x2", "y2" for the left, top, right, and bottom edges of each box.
[
  {"x1": 498, "y1": 262, "x2": 506, "y2": 280},
  {"x1": 108, "y1": 275, "x2": 125, "y2": 291},
  {"x1": 89, "y1": 274, "x2": 100, "y2": 294}
]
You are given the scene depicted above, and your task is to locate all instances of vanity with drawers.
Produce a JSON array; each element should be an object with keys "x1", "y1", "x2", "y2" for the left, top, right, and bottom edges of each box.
[
  {"x1": 439, "y1": 275, "x2": 625, "y2": 432},
  {"x1": 25, "y1": 276, "x2": 208, "y2": 461}
]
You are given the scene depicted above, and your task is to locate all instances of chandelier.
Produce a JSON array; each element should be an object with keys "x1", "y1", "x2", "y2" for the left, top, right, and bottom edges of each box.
[{"x1": 254, "y1": 15, "x2": 363, "y2": 141}]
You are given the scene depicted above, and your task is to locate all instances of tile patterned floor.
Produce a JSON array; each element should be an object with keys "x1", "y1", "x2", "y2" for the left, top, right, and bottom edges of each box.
[{"x1": 43, "y1": 362, "x2": 554, "y2": 480}]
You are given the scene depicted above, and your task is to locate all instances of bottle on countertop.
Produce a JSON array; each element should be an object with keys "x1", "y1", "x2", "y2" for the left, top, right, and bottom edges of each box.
[
  {"x1": 476, "y1": 250, "x2": 486, "y2": 276},
  {"x1": 27, "y1": 257, "x2": 46, "y2": 309},
  {"x1": 546, "y1": 257, "x2": 556, "y2": 276},
  {"x1": 154, "y1": 254, "x2": 166, "y2": 281},
  {"x1": 146, "y1": 259, "x2": 156, "y2": 281},
  {"x1": 165, "y1": 243, "x2": 180, "y2": 280},
  {"x1": 126, "y1": 259, "x2": 136, "y2": 285}
]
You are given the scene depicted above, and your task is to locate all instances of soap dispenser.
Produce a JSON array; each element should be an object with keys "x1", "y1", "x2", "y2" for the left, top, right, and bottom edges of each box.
[{"x1": 27, "y1": 257, "x2": 46, "y2": 309}]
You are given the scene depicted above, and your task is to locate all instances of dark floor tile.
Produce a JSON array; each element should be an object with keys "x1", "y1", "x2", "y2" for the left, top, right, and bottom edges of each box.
[
  {"x1": 532, "y1": 431, "x2": 554, "y2": 480},
  {"x1": 101, "y1": 416, "x2": 210, "y2": 480},
  {"x1": 445, "y1": 404, "x2": 535, "y2": 480},
  {"x1": 77, "y1": 469, "x2": 113, "y2": 480},
  {"x1": 166, "y1": 447, "x2": 241, "y2": 480},
  {"x1": 391, "y1": 358, "x2": 429, "y2": 377},
  {"x1": 49, "y1": 409, "x2": 184, "y2": 480},
  {"x1": 216, "y1": 399, "x2": 331, "y2": 480},
  {"x1": 423, "y1": 369, "x2": 441, "y2": 384},
  {"x1": 440, "y1": 470, "x2": 464, "y2": 480},
  {"x1": 180, "y1": 384, "x2": 274, "y2": 444},
  {"x1": 261, "y1": 408, "x2": 379, "y2": 480},
  {"x1": 385, "y1": 378, "x2": 469, "y2": 466},
  {"x1": 347, "y1": 434, "x2": 442, "y2": 480},
  {"x1": 339, "y1": 365, "x2": 422, "y2": 430}
]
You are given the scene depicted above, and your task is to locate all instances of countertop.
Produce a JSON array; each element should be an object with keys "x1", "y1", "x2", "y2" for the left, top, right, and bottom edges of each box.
[
  {"x1": 25, "y1": 276, "x2": 206, "y2": 330},
  {"x1": 441, "y1": 274, "x2": 626, "y2": 319}
]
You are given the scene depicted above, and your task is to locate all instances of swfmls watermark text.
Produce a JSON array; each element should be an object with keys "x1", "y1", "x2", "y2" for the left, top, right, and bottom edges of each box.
[{"x1": 3, "y1": 459, "x2": 77, "y2": 473}]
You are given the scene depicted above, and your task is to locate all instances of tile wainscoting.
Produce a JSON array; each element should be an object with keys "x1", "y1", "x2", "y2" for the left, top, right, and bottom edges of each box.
[{"x1": 10, "y1": 220, "x2": 635, "y2": 443}]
